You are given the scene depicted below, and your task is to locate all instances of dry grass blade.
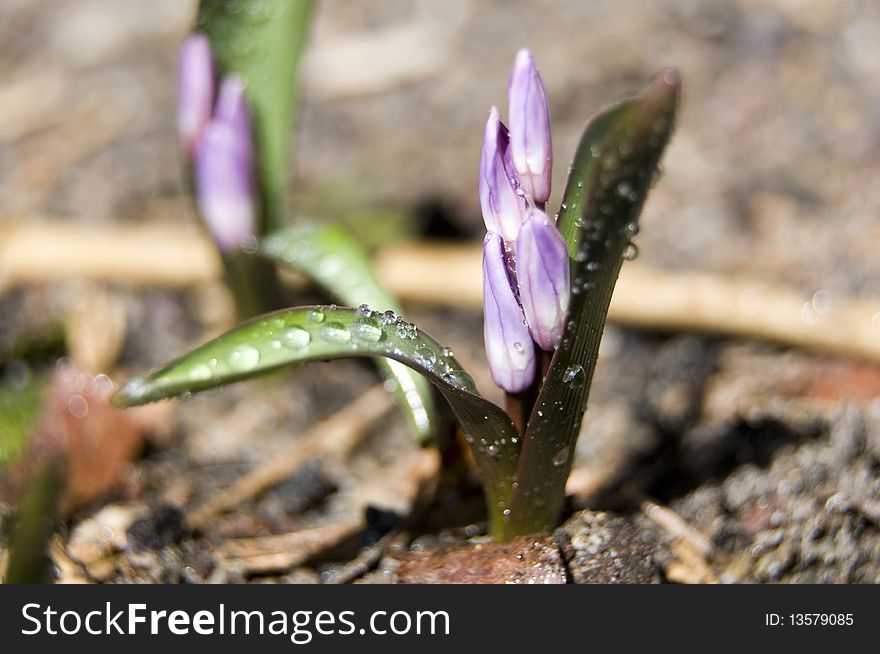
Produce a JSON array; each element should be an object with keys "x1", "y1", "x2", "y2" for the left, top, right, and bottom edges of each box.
[{"x1": 4, "y1": 225, "x2": 880, "y2": 362}]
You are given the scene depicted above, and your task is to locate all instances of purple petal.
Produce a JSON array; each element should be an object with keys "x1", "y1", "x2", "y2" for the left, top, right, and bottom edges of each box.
[
  {"x1": 177, "y1": 34, "x2": 215, "y2": 157},
  {"x1": 516, "y1": 207, "x2": 569, "y2": 350},
  {"x1": 215, "y1": 74, "x2": 250, "y2": 142},
  {"x1": 479, "y1": 106, "x2": 527, "y2": 242},
  {"x1": 508, "y1": 49, "x2": 552, "y2": 205},
  {"x1": 194, "y1": 115, "x2": 256, "y2": 253},
  {"x1": 483, "y1": 232, "x2": 535, "y2": 393}
]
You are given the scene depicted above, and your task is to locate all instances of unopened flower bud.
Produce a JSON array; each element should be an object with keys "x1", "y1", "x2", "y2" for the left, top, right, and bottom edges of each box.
[
  {"x1": 516, "y1": 208, "x2": 569, "y2": 350},
  {"x1": 194, "y1": 76, "x2": 256, "y2": 253},
  {"x1": 479, "y1": 106, "x2": 527, "y2": 242},
  {"x1": 483, "y1": 232, "x2": 535, "y2": 393},
  {"x1": 508, "y1": 49, "x2": 552, "y2": 205},
  {"x1": 177, "y1": 34, "x2": 214, "y2": 156}
]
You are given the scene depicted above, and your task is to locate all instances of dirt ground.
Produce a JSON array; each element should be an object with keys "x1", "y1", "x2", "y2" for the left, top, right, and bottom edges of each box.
[{"x1": 1, "y1": 0, "x2": 879, "y2": 583}]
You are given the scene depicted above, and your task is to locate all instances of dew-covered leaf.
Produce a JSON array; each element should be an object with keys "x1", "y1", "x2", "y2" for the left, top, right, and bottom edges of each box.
[
  {"x1": 262, "y1": 223, "x2": 438, "y2": 442},
  {"x1": 506, "y1": 71, "x2": 681, "y2": 537},
  {"x1": 112, "y1": 306, "x2": 520, "y2": 538}
]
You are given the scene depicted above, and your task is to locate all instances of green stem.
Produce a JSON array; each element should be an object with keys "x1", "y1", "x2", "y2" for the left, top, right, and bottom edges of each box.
[
  {"x1": 222, "y1": 252, "x2": 284, "y2": 319},
  {"x1": 5, "y1": 461, "x2": 62, "y2": 584}
]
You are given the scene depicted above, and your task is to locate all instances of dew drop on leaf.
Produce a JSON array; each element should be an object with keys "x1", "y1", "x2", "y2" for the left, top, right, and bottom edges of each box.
[
  {"x1": 188, "y1": 363, "x2": 212, "y2": 382},
  {"x1": 351, "y1": 318, "x2": 384, "y2": 342},
  {"x1": 562, "y1": 364, "x2": 585, "y2": 388},
  {"x1": 228, "y1": 344, "x2": 260, "y2": 371},
  {"x1": 281, "y1": 327, "x2": 310, "y2": 350},
  {"x1": 319, "y1": 322, "x2": 351, "y2": 344},
  {"x1": 443, "y1": 369, "x2": 476, "y2": 392},
  {"x1": 308, "y1": 308, "x2": 325, "y2": 324},
  {"x1": 415, "y1": 345, "x2": 436, "y2": 369},
  {"x1": 380, "y1": 310, "x2": 398, "y2": 325},
  {"x1": 552, "y1": 447, "x2": 570, "y2": 467}
]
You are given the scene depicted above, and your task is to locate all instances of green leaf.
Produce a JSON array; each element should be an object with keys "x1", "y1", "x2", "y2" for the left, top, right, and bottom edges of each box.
[
  {"x1": 197, "y1": 0, "x2": 313, "y2": 234},
  {"x1": 262, "y1": 223, "x2": 439, "y2": 442},
  {"x1": 505, "y1": 71, "x2": 681, "y2": 537},
  {"x1": 0, "y1": 373, "x2": 48, "y2": 467},
  {"x1": 112, "y1": 306, "x2": 520, "y2": 538}
]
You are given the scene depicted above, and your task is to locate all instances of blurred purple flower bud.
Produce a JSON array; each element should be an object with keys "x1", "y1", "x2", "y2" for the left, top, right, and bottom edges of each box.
[
  {"x1": 516, "y1": 207, "x2": 569, "y2": 350},
  {"x1": 508, "y1": 49, "x2": 552, "y2": 205},
  {"x1": 177, "y1": 34, "x2": 214, "y2": 157},
  {"x1": 194, "y1": 76, "x2": 256, "y2": 253},
  {"x1": 214, "y1": 74, "x2": 249, "y2": 140},
  {"x1": 479, "y1": 106, "x2": 527, "y2": 242},
  {"x1": 483, "y1": 232, "x2": 535, "y2": 393}
]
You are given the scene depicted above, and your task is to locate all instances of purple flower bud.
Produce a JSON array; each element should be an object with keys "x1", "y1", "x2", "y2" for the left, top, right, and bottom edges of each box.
[
  {"x1": 516, "y1": 208, "x2": 569, "y2": 350},
  {"x1": 479, "y1": 106, "x2": 527, "y2": 242},
  {"x1": 483, "y1": 232, "x2": 535, "y2": 393},
  {"x1": 177, "y1": 34, "x2": 215, "y2": 157},
  {"x1": 194, "y1": 76, "x2": 256, "y2": 253},
  {"x1": 508, "y1": 49, "x2": 552, "y2": 205},
  {"x1": 214, "y1": 74, "x2": 249, "y2": 141}
]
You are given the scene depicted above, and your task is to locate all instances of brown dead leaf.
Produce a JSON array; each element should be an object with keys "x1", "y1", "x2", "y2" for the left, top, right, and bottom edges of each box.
[{"x1": 1, "y1": 361, "x2": 147, "y2": 515}]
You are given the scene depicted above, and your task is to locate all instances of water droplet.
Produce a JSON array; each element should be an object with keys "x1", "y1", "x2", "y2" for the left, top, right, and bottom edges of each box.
[
  {"x1": 441, "y1": 346, "x2": 454, "y2": 357},
  {"x1": 623, "y1": 242, "x2": 639, "y2": 261},
  {"x1": 120, "y1": 378, "x2": 149, "y2": 402},
  {"x1": 281, "y1": 327, "x2": 310, "y2": 350},
  {"x1": 443, "y1": 369, "x2": 476, "y2": 392},
  {"x1": 562, "y1": 364, "x2": 585, "y2": 387},
  {"x1": 351, "y1": 318, "x2": 384, "y2": 342},
  {"x1": 415, "y1": 345, "x2": 436, "y2": 369},
  {"x1": 319, "y1": 322, "x2": 351, "y2": 343},
  {"x1": 356, "y1": 304, "x2": 372, "y2": 317},
  {"x1": 616, "y1": 181, "x2": 633, "y2": 198},
  {"x1": 229, "y1": 344, "x2": 260, "y2": 371},
  {"x1": 513, "y1": 341, "x2": 524, "y2": 353},
  {"x1": 308, "y1": 308, "x2": 325, "y2": 324},
  {"x1": 625, "y1": 222, "x2": 640, "y2": 237},
  {"x1": 380, "y1": 309, "x2": 398, "y2": 325},
  {"x1": 189, "y1": 363, "x2": 212, "y2": 381},
  {"x1": 396, "y1": 321, "x2": 417, "y2": 340},
  {"x1": 552, "y1": 447, "x2": 570, "y2": 467}
]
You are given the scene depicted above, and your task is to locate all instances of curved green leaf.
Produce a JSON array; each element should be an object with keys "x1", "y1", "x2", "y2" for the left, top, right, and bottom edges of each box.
[
  {"x1": 505, "y1": 71, "x2": 681, "y2": 536},
  {"x1": 197, "y1": 0, "x2": 313, "y2": 234},
  {"x1": 113, "y1": 306, "x2": 520, "y2": 538},
  {"x1": 261, "y1": 223, "x2": 438, "y2": 443}
]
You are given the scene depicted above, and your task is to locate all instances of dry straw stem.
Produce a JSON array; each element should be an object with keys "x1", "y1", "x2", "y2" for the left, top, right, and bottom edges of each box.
[{"x1": 2, "y1": 223, "x2": 879, "y2": 362}]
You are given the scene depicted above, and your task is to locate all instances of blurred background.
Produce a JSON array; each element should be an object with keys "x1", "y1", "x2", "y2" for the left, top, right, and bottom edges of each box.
[{"x1": 1, "y1": 0, "x2": 879, "y2": 583}]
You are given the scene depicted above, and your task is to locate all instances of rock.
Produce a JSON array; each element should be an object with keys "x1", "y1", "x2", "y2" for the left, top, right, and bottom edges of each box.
[{"x1": 558, "y1": 511, "x2": 661, "y2": 583}]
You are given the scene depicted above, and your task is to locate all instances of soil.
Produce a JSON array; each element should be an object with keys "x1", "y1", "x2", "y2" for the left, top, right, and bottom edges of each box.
[{"x1": 1, "y1": 0, "x2": 879, "y2": 583}]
